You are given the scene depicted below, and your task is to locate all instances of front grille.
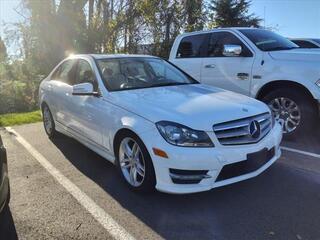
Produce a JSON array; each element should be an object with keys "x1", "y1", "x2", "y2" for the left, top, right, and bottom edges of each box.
[{"x1": 213, "y1": 112, "x2": 272, "y2": 146}]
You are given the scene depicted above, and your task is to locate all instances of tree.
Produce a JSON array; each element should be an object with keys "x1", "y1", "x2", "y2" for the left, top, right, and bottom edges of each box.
[
  {"x1": 208, "y1": 0, "x2": 261, "y2": 28},
  {"x1": 0, "y1": 37, "x2": 7, "y2": 62},
  {"x1": 184, "y1": 0, "x2": 205, "y2": 32},
  {"x1": 138, "y1": 0, "x2": 185, "y2": 58}
]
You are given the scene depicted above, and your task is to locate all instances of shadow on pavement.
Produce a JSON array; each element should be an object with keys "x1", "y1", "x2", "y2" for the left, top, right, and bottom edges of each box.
[
  {"x1": 282, "y1": 128, "x2": 320, "y2": 153},
  {"x1": 0, "y1": 206, "x2": 18, "y2": 240},
  {"x1": 51, "y1": 135, "x2": 320, "y2": 240}
]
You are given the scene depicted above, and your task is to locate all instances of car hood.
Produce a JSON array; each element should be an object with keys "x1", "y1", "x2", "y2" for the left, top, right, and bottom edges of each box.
[
  {"x1": 268, "y1": 49, "x2": 320, "y2": 62},
  {"x1": 108, "y1": 84, "x2": 269, "y2": 131}
]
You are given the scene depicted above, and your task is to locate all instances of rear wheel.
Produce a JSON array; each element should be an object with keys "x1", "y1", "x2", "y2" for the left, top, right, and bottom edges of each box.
[
  {"x1": 42, "y1": 104, "x2": 57, "y2": 138},
  {"x1": 115, "y1": 131, "x2": 156, "y2": 192},
  {"x1": 261, "y1": 88, "x2": 317, "y2": 138}
]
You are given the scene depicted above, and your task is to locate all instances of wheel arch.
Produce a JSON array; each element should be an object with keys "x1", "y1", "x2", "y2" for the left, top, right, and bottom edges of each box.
[
  {"x1": 40, "y1": 101, "x2": 48, "y2": 111},
  {"x1": 256, "y1": 80, "x2": 316, "y2": 104},
  {"x1": 113, "y1": 128, "x2": 143, "y2": 158}
]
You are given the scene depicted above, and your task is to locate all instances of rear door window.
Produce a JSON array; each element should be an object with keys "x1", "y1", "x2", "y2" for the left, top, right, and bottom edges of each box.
[
  {"x1": 52, "y1": 60, "x2": 76, "y2": 85},
  {"x1": 176, "y1": 34, "x2": 209, "y2": 58}
]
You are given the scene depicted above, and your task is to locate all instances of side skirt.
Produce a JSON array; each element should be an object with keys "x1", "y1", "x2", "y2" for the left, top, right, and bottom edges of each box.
[{"x1": 55, "y1": 121, "x2": 116, "y2": 164}]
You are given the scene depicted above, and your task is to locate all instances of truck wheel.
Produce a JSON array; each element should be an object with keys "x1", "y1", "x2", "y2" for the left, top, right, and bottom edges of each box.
[{"x1": 261, "y1": 88, "x2": 317, "y2": 138}]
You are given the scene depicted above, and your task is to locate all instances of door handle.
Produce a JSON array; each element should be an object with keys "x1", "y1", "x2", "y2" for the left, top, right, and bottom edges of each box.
[
  {"x1": 204, "y1": 64, "x2": 216, "y2": 68},
  {"x1": 237, "y1": 73, "x2": 249, "y2": 80}
]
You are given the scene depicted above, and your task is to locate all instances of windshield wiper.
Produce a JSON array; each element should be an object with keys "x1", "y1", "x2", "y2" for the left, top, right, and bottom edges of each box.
[{"x1": 149, "y1": 82, "x2": 191, "y2": 88}]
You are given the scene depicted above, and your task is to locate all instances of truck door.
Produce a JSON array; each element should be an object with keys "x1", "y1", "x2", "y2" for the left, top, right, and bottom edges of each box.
[
  {"x1": 170, "y1": 33, "x2": 209, "y2": 81},
  {"x1": 201, "y1": 31, "x2": 255, "y2": 96}
]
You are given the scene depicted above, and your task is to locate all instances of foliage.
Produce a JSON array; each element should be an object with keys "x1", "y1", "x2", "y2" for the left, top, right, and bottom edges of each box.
[
  {"x1": 0, "y1": 37, "x2": 7, "y2": 62},
  {"x1": 185, "y1": 0, "x2": 205, "y2": 32},
  {"x1": 0, "y1": 110, "x2": 42, "y2": 127},
  {"x1": 208, "y1": 0, "x2": 261, "y2": 28},
  {"x1": 0, "y1": 0, "x2": 260, "y2": 115}
]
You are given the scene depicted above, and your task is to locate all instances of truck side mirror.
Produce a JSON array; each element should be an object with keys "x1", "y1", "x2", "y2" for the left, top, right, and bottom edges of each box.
[{"x1": 223, "y1": 45, "x2": 242, "y2": 57}]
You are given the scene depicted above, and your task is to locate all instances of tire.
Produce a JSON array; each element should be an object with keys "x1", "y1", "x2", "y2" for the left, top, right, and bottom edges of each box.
[
  {"x1": 0, "y1": 182, "x2": 10, "y2": 220},
  {"x1": 41, "y1": 104, "x2": 57, "y2": 139},
  {"x1": 261, "y1": 88, "x2": 317, "y2": 138},
  {"x1": 115, "y1": 131, "x2": 156, "y2": 193}
]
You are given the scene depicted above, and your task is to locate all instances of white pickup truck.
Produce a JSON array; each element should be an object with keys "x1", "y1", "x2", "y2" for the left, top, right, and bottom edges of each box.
[{"x1": 169, "y1": 28, "x2": 320, "y2": 137}]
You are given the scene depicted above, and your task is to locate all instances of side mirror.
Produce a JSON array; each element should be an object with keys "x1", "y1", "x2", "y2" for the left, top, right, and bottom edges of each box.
[
  {"x1": 72, "y1": 83, "x2": 100, "y2": 97},
  {"x1": 223, "y1": 44, "x2": 242, "y2": 57}
]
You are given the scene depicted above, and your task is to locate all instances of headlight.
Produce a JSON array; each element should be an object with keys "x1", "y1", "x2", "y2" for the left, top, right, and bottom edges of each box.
[
  {"x1": 316, "y1": 79, "x2": 320, "y2": 88},
  {"x1": 156, "y1": 121, "x2": 214, "y2": 147}
]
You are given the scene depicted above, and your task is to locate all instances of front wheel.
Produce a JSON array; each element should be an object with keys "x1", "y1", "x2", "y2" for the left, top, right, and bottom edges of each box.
[
  {"x1": 261, "y1": 88, "x2": 317, "y2": 138},
  {"x1": 115, "y1": 132, "x2": 156, "y2": 193}
]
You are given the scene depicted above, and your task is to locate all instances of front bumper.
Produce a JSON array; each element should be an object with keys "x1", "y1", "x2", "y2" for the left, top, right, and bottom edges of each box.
[{"x1": 140, "y1": 122, "x2": 282, "y2": 194}]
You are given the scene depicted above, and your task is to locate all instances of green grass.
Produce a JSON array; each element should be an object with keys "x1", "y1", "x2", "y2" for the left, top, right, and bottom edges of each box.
[{"x1": 0, "y1": 110, "x2": 42, "y2": 127}]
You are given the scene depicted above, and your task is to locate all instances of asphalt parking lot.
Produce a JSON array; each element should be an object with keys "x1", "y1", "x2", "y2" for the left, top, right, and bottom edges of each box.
[{"x1": 0, "y1": 122, "x2": 320, "y2": 240}]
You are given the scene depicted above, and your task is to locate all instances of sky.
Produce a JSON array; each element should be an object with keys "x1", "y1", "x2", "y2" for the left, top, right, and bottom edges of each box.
[
  {"x1": 0, "y1": 0, "x2": 320, "y2": 55},
  {"x1": 249, "y1": 0, "x2": 320, "y2": 38}
]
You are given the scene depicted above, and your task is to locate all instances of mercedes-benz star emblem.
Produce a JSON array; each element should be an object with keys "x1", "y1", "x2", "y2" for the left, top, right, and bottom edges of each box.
[{"x1": 249, "y1": 120, "x2": 260, "y2": 139}]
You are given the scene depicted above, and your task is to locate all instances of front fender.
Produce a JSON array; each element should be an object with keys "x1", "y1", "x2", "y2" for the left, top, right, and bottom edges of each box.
[{"x1": 251, "y1": 59, "x2": 320, "y2": 100}]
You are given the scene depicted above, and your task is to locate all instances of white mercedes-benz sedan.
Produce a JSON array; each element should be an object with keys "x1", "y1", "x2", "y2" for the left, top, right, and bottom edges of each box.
[{"x1": 39, "y1": 54, "x2": 282, "y2": 194}]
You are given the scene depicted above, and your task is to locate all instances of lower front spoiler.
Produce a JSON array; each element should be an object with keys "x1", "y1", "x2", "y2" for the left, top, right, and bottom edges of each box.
[{"x1": 156, "y1": 148, "x2": 281, "y2": 194}]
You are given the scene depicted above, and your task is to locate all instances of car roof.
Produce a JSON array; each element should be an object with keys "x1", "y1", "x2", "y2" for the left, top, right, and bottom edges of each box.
[
  {"x1": 176, "y1": 27, "x2": 260, "y2": 37},
  {"x1": 289, "y1": 38, "x2": 320, "y2": 41},
  {"x1": 86, "y1": 54, "x2": 159, "y2": 60}
]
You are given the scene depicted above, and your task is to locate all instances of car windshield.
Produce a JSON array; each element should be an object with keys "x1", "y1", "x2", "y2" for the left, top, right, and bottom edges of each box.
[
  {"x1": 96, "y1": 57, "x2": 198, "y2": 91},
  {"x1": 240, "y1": 29, "x2": 299, "y2": 51}
]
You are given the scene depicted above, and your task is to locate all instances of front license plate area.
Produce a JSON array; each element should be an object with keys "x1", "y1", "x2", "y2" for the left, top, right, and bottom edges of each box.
[
  {"x1": 215, "y1": 147, "x2": 275, "y2": 182},
  {"x1": 246, "y1": 148, "x2": 270, "y2": 169}
]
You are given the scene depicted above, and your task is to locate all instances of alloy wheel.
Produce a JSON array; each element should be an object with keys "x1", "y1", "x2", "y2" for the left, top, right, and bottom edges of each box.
[
  {"x1": 268, "y1": 97, "x2": 301, "y2": 133},
  {"x1": 43, "y1": 106, "x2": 53, "y2": 135},
  {"x1": 119, "y1": 137, "x2": 146, "y2": 187}
]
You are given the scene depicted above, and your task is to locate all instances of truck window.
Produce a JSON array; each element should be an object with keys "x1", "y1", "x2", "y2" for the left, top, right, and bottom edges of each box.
[
  {"x1": 207, "y1": 32, "x2": 253, "y2": 57},
  {"x1": 240, "y1": 29, "x2": 298, "y2": 51},
  {"x1": 176, "y1": 34, "x2": 208, "y2": 58},
  {"x1": 291, "y1": 40, "x2": 318, "y2": 48}
]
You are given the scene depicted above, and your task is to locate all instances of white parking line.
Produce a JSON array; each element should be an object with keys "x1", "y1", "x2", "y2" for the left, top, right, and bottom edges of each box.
[
  {"x1": 281, "y1": 146, "x2": 320, "y2": 159},
  {"x1": 5, "y1": 127, "x2": 136, "y2": 240}
]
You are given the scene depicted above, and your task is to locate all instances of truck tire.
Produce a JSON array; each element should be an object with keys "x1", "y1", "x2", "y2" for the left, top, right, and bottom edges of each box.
[{"x1": 261, "y1": 88, "x2": 317, "y2": 138}]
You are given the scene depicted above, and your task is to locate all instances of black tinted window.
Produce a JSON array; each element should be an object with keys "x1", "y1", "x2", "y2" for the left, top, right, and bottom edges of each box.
[
  {"x1": 76, "y1": 60, "x2": 98, "y2": 89},
  {"x1": 291, "y1": 40, "x2": 318, "y2": 48},
  {"x1": 207, "y1": 32, "x2": 252, "y2": 57},
  {"x1": 240, "y1": 29, "x2": 298, "y2": 51},
  {"x1": 176, "y1": 34, "x2": 208, "y2": 58},
  {"x1": 312, "y1": 39, "x2": 320, "y2": 44}
]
